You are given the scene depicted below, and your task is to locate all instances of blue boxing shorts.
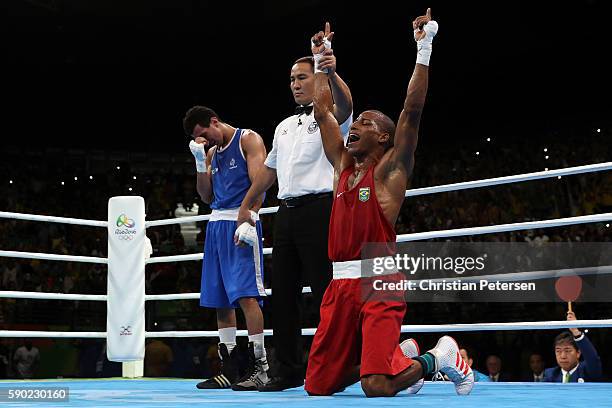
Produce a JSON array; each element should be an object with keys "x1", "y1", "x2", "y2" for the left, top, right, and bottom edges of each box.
[{"x1": 200, "y1": 213, "x2": 266, "y2": 308}]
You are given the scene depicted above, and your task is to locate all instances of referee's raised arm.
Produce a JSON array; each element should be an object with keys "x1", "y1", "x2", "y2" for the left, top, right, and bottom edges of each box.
[{"x1": 253, "y1": 29, "x2": 354, "y2": 391}]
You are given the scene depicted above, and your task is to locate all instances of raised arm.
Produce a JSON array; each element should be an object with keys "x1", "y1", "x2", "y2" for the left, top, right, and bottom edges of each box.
[
  {"x1": 311, "y1": 23, "x2": 347, "y2": 171},
  {"x1": 567, "y1": 311, "x2": 602, "y2": 380},
  {"x1": 317, "y1": 51, "x2": 353, "y2": 124},
  {"x1": 387, "y1": 9, "x2": 438, "y2": 177},
  {"x1": 314, "y1": 22, "x2": 352, "y2": 124},
  {"x1": 189, "y1": 139, "x2": 214, "y2": 204},
  {"x1": 330, "y1": 73, "x2": 352, "y2": 124}
]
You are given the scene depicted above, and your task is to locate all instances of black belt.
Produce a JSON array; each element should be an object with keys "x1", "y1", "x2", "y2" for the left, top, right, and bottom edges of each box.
[{"x1": 279, "y1": 192, "x2": 332, "y2": 208}]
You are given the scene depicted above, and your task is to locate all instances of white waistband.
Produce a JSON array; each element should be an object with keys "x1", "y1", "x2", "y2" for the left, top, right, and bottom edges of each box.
[
  {"x1": 332, "y1": 257, "x2": 398, "y2": 280},
  {"x1": 209, "y1": 208, "x2": 260, "y2": 222}
]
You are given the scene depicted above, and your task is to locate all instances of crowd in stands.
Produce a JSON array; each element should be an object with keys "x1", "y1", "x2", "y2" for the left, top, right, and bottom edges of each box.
[{"x1": 0, "y1": 124, "x2": 609, "y2": 380}]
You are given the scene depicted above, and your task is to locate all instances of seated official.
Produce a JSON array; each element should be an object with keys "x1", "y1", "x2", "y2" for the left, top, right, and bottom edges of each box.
[
  {"x1": 460, "y1": 347, "x2": 491, "y2": 382},
  {"x1": 486, "y1": 354, "x2": 512, "y2": 382},
  {"x1": 544, "y1": 311, "x2": 602, "y2": 382},
  {"x1": 523, "y1": 352, "x2": 545, "y2": 382}
]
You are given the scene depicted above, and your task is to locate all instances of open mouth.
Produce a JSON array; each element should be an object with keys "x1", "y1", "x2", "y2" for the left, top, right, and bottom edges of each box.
[{"x1": 347, "y1": 133, "x2": 360, "y2": 146}]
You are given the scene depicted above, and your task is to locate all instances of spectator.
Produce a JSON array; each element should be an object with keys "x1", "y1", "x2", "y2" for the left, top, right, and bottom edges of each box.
[
  {"x1": 486, "y1": 354, "x2": 512, "y2": 382},
  {"x1": 544, "y1": 311, "x2": 602, "y2": 382},
  {"x1": 145, "y1": 339, "x2": 174, "y2": 377},
  {"x1": 524, "y1": 353, "x2": 545, "y2": 382},
  {"x1": 460, "y1": 347, "x2": 490, "y2": 382},
  {"x1": 0, "y1": 338, "x2": 10, "y2": 378},
  {"x1": 1, "y1": 260, "x2": 19, "y2": 290},
  {"x1": 13, "y1": 340, "x2": 40, "y2": 379}
]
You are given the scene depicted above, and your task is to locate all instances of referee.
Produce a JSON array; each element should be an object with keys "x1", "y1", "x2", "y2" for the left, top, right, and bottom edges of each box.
[{"x1": 238, "y1": 51, "x2": 352, "y2": 391}]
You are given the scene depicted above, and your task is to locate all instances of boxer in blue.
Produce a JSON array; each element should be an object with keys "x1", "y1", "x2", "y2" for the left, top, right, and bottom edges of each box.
[{"x1": 184, "y1": 105, "x2": 270, "y2": 391}]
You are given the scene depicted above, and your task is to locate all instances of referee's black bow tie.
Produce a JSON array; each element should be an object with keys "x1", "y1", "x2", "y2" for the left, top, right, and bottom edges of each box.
[{"x1": 295, "y1": 105, "x2": 313, "y2": 115}]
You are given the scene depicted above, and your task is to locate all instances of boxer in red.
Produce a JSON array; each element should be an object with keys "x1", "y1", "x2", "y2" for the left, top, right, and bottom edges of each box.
[{"x1": 305, "y1": 10, "x2": 474, "y2": 397}]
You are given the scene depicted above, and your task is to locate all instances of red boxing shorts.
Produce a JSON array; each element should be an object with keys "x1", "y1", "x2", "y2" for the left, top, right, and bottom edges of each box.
[{"x1": 305, "y1": 273, "x2": 413, "y2": 395}]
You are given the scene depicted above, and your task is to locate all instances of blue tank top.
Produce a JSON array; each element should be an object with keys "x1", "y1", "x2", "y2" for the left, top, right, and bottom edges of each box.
[{"x1": 210, "y1": 128, "x2": 252, "y2": 210}]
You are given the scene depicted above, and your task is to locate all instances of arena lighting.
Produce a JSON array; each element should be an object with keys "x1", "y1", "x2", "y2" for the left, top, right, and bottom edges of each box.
[
  {"x1": 557, "y1": 176, "x2": 562, "y2": 180},
  {"x1": 133, "y1": 176, "x2": 137, "y2": 180},
  {"x1": 116, "y1": 166, "x2": 121, "y2": 170},
  {"x1": 475, "y1": 151, "x2": 480, "y2": 156},
  {"x1": 545, "y1": 168, "x2": 549, "y2": 171},
  {"x1": 61, "y1": 181, "x2": 65, "y2": 185},
  {"x1": 486, "y1": 137, "x2": 491, "y2": 142},
  {"x1": 545, "y1": 155, "x2": 549, "y2": 160},
  {"x1": 597, "y1": 128, "x2": 601, "y2": 133},
  {"x1": 606, "y1": 224, "x2": 610, "y2": 228},
  {"x1": 74, "y1": 177, "x2": 78, "y2": 181},
  {"x1": 128, "y1": 187, "x2": 133, "y2": 192},
  {"x1": 89, "y1": 176, "x2": 93, "y2": 180},
  {"x1": 544, "y1": 148, "x2": 548, "y2": 152},
  {"x1": 9, "y1": 180, "x2": 13, "y2": 184}
]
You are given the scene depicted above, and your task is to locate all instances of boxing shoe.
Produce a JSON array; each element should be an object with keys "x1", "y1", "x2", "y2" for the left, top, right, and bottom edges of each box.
[
  {"x1": 400, "y1": 338, "x2": 425, "y2": 395},
  {"x1": 427, "y1": 336, "x2": 474, "y2": 395}
]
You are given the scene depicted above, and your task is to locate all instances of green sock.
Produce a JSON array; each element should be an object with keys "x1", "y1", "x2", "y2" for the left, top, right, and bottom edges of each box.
[{"x1": 413, "y1": 352, "x2": 436, "y2": 377}]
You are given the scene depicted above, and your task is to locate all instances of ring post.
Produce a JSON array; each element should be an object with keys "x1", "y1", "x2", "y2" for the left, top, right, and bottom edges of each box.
[{"x1": 107, "y1": 196, "x2": 146, "y2": 377}]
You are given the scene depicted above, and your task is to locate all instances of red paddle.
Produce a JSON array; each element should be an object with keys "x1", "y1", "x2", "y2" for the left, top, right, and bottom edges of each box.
[{"x1": 555, "y1": 275, "x2": 583, "y2": 312}]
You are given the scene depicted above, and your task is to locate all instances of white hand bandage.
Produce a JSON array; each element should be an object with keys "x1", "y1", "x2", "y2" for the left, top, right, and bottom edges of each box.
[
  {"x1": 235, "y1": 222, "x2": 258, "y2": 247},
  {"x1": 312, "y1": 37, "x2": 332, "y2": 73},
  {"x1": 414, "y1": 20, "x2": 438, "y2": 66},
  {"x1": 189, "y1": 140, "x2": 207, "y2": 173}
]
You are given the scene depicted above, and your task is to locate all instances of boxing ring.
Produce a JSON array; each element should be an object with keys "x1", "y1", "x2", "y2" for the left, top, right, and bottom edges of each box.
[
  {"x1": 1, "y1": 161, "x2": 612, "y2": 406},
  {"x1": 1, "y1": 380, "x2": 611, "y2": 407}
]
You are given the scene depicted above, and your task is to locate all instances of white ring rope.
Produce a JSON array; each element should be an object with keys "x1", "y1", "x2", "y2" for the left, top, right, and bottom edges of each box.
[
  {"x1": 144, "y1": 162, "x2": 612, "y2": 228},
  {"x1": 397, "y1": 212, "x2": 612, "y2": 242},
  {"x1": 404, "y1": 161, "x2": 612, "y2": 197},
  {"x1": 0, "y1": 250, "x2": 107, "y2": 264},
  {"x1": 146, "y1": 206, "x2": 281, "y2": 228},
  {"x1": 145, "y1": 286, "x2": 312, "y2": 301},
  {"x1": 0, "y1": 331, "x2": 106, "y2": 338},
  {"x1": 0, "y1": 291, "x2": 107, "y2": 301},
  {"x1": 145, "y1": 247, "x2": 273, "y2": 264},
  {"x1": 3, "y1": 319, "x2": 611, "y2": 339},
  {"x1": 428, "y1": 265, "x2": 612, "y2": 284},
  {"x1": 144, "y1": 319, "x2": 612, "y2": 338},
  {"x1": 0, "y1": 211, "x2": 107, "y2": 227}
]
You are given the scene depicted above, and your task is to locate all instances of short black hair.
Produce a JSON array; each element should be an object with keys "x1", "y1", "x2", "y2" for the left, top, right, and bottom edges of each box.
[
  {"x1": 294, "y1": 56, "x2": 314, "y2": 70},
  {"x1": 368, "y1": 110, "x2": 396, "y2": 151},
  {"x1": 554, "y1": 332, "x2": 578, "y2": 351},
  {"x1": 462, "y1": 346, "x2": 476, "y2": 361},
  {"x1": 183, "y1": 106, "x2": 221, "y2": 136}
]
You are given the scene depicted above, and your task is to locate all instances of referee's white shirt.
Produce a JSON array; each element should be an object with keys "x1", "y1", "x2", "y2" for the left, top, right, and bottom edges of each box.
[{"x1": 264, "y1": 109, "x2": 352, "y2": 199}]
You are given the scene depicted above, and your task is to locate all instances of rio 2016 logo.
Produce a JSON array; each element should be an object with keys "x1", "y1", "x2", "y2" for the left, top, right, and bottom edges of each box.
[
  {"x1": 116, "y1": 214, "x2": 135, "y2": 228},
  {"x1": 115, "y1": 214, "x2": 137, "y2": 241}
]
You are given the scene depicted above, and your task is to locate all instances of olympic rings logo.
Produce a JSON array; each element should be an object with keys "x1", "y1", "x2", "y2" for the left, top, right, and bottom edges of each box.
[
  {"x1": 116, "y1": 214, "x2": 135, "y2": 228},
  {"x1": 117, "y1": 235, "x2": 135, "y2": 241}
]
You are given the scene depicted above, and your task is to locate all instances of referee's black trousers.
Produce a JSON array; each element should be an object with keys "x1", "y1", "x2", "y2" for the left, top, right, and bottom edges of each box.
[{"x1": 271, "y1": 195, "x2": 332, "y2": 380}]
